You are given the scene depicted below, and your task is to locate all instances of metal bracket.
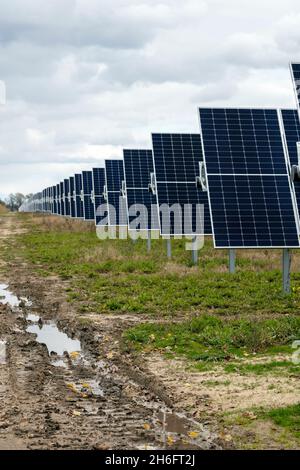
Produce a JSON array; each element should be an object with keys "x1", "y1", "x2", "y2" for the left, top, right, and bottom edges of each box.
[
  {"x1": 80, "y1": 190, "x2": 84, "y2": 202},
  {"x1": 120, "y1": 180, "x2": 126, "y2": 198},
  {"x1": 196, "y1": 161, "x2": 207, "y2": 191},
  {"x1": 291, "y1": 164, "x2": 300, "y2": 182},
  {"x1": 103, "y1": 185, "x2": 108, "y2": 202},
  {"x1": 148, "y1": 173, "x2": 157, "y2": 195}
]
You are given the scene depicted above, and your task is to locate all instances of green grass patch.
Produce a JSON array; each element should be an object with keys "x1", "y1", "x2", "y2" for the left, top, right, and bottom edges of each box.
[
  {"x1": 7, "y1": 213, "x2": 300, "y2": 317},
  {"x1": 124, "y1": 315, "x2": 300, "y2": 362},
  {"x1": 224, "y1": 361, "x2": 300, "y2": 376},
  {"x1": 262, "y1": 404, "x2": 300, "y2": 438}
]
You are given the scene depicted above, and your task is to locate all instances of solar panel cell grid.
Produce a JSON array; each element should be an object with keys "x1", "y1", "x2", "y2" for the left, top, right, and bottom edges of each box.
[
  {"x1": 81, "y1": 171, "x2": 95, "y2": 220},
  {"x1": 151, "y1": 133, "x2": 212, "y2": 236},
  {"x1": 74, "y1": 173, "x2": 84, "y2": 219},
  {"x1": 279, "y1": 108, "x2": 300, "y2": 222},
  {"x1": 59, "y1": 182, "x2": 65, "y2": 216},
  {"x1": 123, "y1": 149, "x2": 154, "y2": 188},
  {"x1": 69, "y1": 176, "x2": 76, "y2": 218},
  {"x1": 104, "y1": 160, "x2": 127, "y2": 226},
  {"x1": 123, "y1": 149, "x2": 159, "y2": 230},
  {"x1": 92, "y1": 168, "x2": 106, "y2": 226}
]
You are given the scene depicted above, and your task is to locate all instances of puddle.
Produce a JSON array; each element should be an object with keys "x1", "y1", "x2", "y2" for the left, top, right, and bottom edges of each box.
[
  {"x1": 0, "y1": 283, "x2": 21, "y2": 308},
  {"x1": 0, "y1": 340, "x2": 6, "y2": 365},
  {"x1": 52, "y1": 359, "x2": 68, "y2": 369},
  {"x1": 65, "y1": 380, "x2": 104, "y2": 398},
  {"x1": 26, "y1": 321, "x2": 81, "y2": 356},
  {"x1": 153, "y1": 410, "x2": 213, "y2": 449},
  {"x1": 26, "y1": 313, "x2": 40, "y2": 323}
]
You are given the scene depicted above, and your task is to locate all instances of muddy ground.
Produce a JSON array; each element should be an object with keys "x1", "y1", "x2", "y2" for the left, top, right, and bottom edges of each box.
[{"x1": 0, "y1": 215, "x2": 223, "y2": 450}]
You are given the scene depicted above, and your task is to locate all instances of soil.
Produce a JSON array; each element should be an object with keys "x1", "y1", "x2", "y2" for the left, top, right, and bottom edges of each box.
[{"x1": 0, "y1": 215, "x2": 222, "y2": 450}]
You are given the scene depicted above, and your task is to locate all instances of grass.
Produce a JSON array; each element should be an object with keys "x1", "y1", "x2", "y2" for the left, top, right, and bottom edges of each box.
[
  {"x1": 124, "y1": 314, "x2": 300, "y2": 363},
  {"x1": 264, "y1": 404, "x2": 300, "y2": 438},
  {"x1": 224, "y1": 361, "x2": 300, "y2": 376},
  {"x1": 3, "y1": 213, "x2": 300, "y2": 367},
  {"x1": 11, "y1": 214, "x2": 300, "y2": 317}
]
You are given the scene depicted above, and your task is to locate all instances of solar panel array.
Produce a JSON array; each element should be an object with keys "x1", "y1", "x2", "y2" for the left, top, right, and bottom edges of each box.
[{"x1": 19, "y1": 62, "x2": 300, "y2": 257}]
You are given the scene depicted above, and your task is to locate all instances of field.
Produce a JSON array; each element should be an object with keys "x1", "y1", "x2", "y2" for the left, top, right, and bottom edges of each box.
[{"x1": 1, "y1": 212, "x2": 300, "y2": 449}]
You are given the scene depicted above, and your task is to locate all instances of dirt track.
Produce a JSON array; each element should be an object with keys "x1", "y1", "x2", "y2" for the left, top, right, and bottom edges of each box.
[{"x1": 0, "y1": 215, "x2": 221, "y2": 450}]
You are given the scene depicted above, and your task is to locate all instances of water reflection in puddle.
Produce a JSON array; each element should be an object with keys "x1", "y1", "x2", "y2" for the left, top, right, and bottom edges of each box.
[
  {"x1": 26, "y1": 313, "x2": 40, "y2": 323},
  {"x1": 26, "y1": 321, "x2": 81, "y2": 356},
  {"x1": 0, "y1": 283, "x2": 21, "y2": 307},
  {"x1": 153, "y1": 410, "x2": 212, "y2": 449}
]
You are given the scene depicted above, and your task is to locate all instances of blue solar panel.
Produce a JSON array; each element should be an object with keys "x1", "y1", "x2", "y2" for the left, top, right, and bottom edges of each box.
[
  {"x1": 199, "y1": 108, "x2": 300, "y2": 248},
  {"x1": 69, "y1": 176, "x2": 76, "y2": 218},
  {"x1": 49, "y1": 187, "x2": 53, "y2": 213},
  {"x1": 56, "y1": 183, "x2": 61, "y2": 215},
  {"x1": 42, "y1": 189, "x2": 46, "y2": 212},
  {"x1": 104, "y1": 160, "x2": 127, "y2": 226},
  {"x1": 123, "y1": 149, "x2": 159, "y2": 231},
  {"x1": 151, "y1": 133, "x2": 211, "y2": 236},
  {"x1": 126, "y1": 188, "x2": 159, "y2": 230},
  {"x1": 59, "y1": 182, "x2": 65, "y2": 216},
  {"x1": 280, "y1": 109, "x2": 300, "y2": 167},
  {"x1": 92, "y1": 168, "x2": 106, "y2": 226},
  {"x1": 52, "y1": 185, "x2": 57, "y2": 214},
  {"x1": 279, "y1": 108, "x2": 300, "y2": 221},
  {"x1": 81, "y1": 171, "x2": 95, "y2": 220},
  {"x1": 290, "y1": 63, "x2": 300, "y2": 113},
  {"x1": 105, "y1": 160, "x2": 124, "y2": 192},
  {"x1": 64, "y1": 179, "x2": 70, "y2": 217},
  {"x1": 74, "y1": 174, "x2": 84, "y2": 218},
  {"x1": 123, "y1": 149, "x2": 154, "y2": 188}
]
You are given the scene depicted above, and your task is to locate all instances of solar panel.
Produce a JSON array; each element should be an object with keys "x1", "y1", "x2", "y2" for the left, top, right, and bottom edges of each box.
[
  {"x1": 63, "y1": 179, "x2": 70, "y2": 217},
  {"x1": 123, "y1": 149, "x2": 159, "y2": 231},
  {"x1": 279, "y1": 108, "x2": 300, "y2": 221},
  {"x1": 59, "y1": 181, "x2": 65, "y2": 216},
  {"x1": 198, "y1": 107, "x2": 300, "y2": 248},
  {"x1": 92, "y1": 167, "x2": 107, "y2": 226},
  {"x1": 81, "y1": 171, "x2": 95, "y2": 220},
  {"x1": 290, "y1": 63, "x2": 300, "y2": 115},
  {"x1": 49, "y1": 186, "x2": 53, "y2": 213},
  {"x1": 56, "y1": 183, "x2": 61, "y2": 215},
  {"x1": 52, "y1": 185, "x2": 57, "y2": 214},
  {"x1": 104, "y1": 160, "x2": 127, "y2": 226},
  {"x1": 69, "y1": 176, "x2": 76, "y2": 218},
  {"x1": 151, "y1": 133, "x2": 212, "y2": 236},
  {"x1": 74, "y1": 173, "x2": 84, "y2": 218},
  {"x1": 42, "y1": 189, "x2": 46, "y2": 212}
]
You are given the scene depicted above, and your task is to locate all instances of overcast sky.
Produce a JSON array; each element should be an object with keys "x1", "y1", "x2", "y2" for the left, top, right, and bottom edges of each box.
[{"x1": 1, "y1": 0, "x2": 300, "y2": 196}]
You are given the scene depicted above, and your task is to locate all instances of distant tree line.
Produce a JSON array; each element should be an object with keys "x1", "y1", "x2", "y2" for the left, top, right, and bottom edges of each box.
[{"x1": 0, "y1": 193, "x2": 33, "y2": 212}]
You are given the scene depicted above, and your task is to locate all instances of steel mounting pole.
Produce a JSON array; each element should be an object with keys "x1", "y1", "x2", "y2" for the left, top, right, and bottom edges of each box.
[
  {"x1": 282, "y1": 249, "x2": 291, "y2": 294},
  {"x1": 147, "y1": 230, "x2": 151, "y2": 252},
  {"x1": 166, "y1": 238, "x2": 172, "y2": 259},
  {"x1": 229, "y1": 249, "x2": 236, "y2": 273}
]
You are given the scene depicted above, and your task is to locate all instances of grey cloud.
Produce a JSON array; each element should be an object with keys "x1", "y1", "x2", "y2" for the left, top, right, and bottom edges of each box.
[{"x1": 1, "y1": 0, "x2": 300, "y2": 195}]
